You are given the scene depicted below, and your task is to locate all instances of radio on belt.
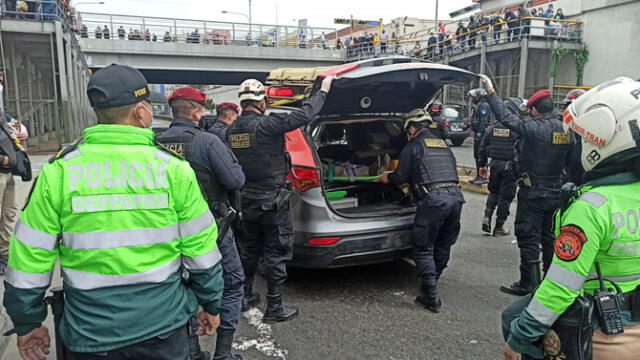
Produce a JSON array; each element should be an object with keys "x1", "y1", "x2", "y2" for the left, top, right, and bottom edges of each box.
[{"x1": 593, "y1": 262, "x2": 624, "y2": 335}]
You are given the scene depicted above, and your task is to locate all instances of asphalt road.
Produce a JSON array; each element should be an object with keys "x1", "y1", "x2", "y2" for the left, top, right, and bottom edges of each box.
[
  {"x1": 225, "y1": 190, "x2": 521, "y2": 359},
  {"x1": 450, "y1": 136, "x2": 476, "y2": 168}
]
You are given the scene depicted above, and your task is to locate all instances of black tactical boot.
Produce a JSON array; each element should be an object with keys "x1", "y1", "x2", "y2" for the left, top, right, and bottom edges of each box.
[
  {"x1": 481, "y1": 216, "x2": 492, "y2": 234},
  {"x1": 262, "y1": 294, "x2": 299, "y2": 323},
  {"x1": 241, "y1": 284, "x2": 260, "y2": 312},
  {"x1": 493, "y1": 223, "x2": 510, "y2": 237},
  {"x1": 213, "y1": 333, "x2": 243, "y2": 360},
  {"x1": 415, "y1": 278, "x2": 442, "y2": 313},
  {"x1": 499, "y1": 281, "x2": 531, "y2": 296}
]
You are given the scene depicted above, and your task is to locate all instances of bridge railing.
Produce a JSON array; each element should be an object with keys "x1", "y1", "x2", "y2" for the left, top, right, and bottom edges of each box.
[
  {"x1": 346, "y1": 17, "x2": 583, "y2": 62},
  {"x1": 76, "y1": 12, "x2": 337, "y2": 49}
]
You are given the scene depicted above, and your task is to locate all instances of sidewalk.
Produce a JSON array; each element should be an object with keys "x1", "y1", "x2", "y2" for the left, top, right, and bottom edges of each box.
[{"x1": 0, "y1": 155, "x2": 56, "y2": 359}]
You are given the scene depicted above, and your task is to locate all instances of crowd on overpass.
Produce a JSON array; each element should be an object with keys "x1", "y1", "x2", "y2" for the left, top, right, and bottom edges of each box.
[
  {"x1": 1, "y1": 0, "x2": 70, "y2": 21},
  {"x1": 346, "y1": 3, "x2": 579, "y2": 62}
]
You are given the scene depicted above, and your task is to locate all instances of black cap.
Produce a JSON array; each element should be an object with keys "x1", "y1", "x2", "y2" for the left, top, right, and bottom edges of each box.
[{"x1": 87, "y1": 64, "x2": 150, "y2": 109}]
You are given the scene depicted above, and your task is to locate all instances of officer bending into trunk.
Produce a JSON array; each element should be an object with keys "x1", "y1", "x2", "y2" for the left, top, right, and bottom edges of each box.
[
  {"x1": 157, "y1": 87, "x2": 245, "y2": 360},
  {"x1": 502, "y1": 77, "x2": 640, "y2": 360},
  {"x1": 476, "y1": 97, "x2": 522, "y2": 237},
  {"x1": 227, "y1": 76, "x2": 333, "y2": 323},
  {"x1": 381, "y1": 109, "x2": 464, "y2": 313}
]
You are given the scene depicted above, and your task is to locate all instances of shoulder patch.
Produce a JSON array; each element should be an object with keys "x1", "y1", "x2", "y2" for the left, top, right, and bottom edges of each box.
[
  {"x1": 492, "y1": 128, "x2": 511, "y2": 138},
  {"x1": 154, "y1": 141, "x2": 184, "y2": 160},
  {"x1": 423, "y1": 138, "x2": 447, "y2": 148},
  {"x1": 554, "y1": 225, "x2": 587, "y2": 262},
  {"x1": 552, "y1": 132, "x2": 570, "y2": 145}
]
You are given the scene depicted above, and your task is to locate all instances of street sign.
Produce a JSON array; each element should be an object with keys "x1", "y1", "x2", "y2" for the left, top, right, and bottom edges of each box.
[{"x1": 334, "y1": 18, "x2": 381, "y2": 26}]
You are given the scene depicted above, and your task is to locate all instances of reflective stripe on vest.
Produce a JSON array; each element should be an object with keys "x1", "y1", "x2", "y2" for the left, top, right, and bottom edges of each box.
[
  {"x1": 14, "y1": 220, "x2": 58, "y2": 251},
  {"x1": 526, "y1": 295, "x2": 560, "y2": 326},
  {"x1": 546, "y1": 263, "x2": 586, "y2": 292},
  {"x1": 62, "y1": 211, "x2": 214, "y2": 250},
  {"x1": 5, "y1": 266, "x2": 54, "y2": 289},
  {"x1": 62, "y1": 257, "x2": 182, "y2": 290}
]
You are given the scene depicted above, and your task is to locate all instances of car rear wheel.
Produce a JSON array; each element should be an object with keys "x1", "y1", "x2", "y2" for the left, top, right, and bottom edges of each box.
[{"x1": 450, "y1": 138, "x2": 465, "y2": 147}]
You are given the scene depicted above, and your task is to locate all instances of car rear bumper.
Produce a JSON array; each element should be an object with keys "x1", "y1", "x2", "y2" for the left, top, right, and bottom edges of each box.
[{"x1": 290, "y1": 227, "x2": 413, "y2": 268}]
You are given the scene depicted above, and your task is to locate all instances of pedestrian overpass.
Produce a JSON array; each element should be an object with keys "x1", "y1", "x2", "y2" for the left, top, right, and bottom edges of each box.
[{"x1": 77, "y1": 13, "x2": 346, "y2": 84}]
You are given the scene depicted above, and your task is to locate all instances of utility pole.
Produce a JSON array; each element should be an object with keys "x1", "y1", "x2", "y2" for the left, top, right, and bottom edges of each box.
[
  {"x1": 434, "y1": 0, "x2": 439, "y2": 32},
  {"x1": 249, "y1": 0, "x2": 252, "y2": 36}
]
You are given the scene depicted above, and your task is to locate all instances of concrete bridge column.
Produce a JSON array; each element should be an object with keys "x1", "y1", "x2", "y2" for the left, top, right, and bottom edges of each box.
[
  {"x1": 55, "y1": 21, "x2": 72, "y2": 143},
  {"x1": 517, "y1": 38, "x2": 529, "y2": 98}
]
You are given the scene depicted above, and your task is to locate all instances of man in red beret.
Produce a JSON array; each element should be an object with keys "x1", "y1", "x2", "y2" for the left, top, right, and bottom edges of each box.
[
  {"x1": 209, "y1": 102, "x2": 240, "y2": 142},
  {"x1": 474, "y1": 76, "x2": 573, "y2": 297},
  {"x1": 157, "y1": 87, "x2": 246, "y2": 360}
]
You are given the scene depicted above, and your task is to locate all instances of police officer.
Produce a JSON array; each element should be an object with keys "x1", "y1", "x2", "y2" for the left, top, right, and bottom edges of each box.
[
  {"x1": 381, "y1": 109, "x2": 464, "y2": 313},
  {"x1": 3, "y1": 65, "x2": 224, "y2": 359},
  {"x1": 563, "y1": 89, "x2": 586, "y2": 186},
  {"x1": 475, "y1": 75, "x2": 573, "y2": 296},
  {"x1": 470, "y1": 90, "x2": 493, "y2": 184},
  {"x1": 477, "y1": 98, "x2": 522, "y2": 236},
  {"x1": 407, "y1": 108, "x2": 445, "y2": 140},
  {"x1": 209, "y1": 102, "x2": 240, "y2": 142},
  {"x1": 157, "y1": 87, "x2": 245, "y2": 360},
  {"x1": 228, "y1": 76, "x2": 333, "y2": 323},
  {"x1": 502, "y1": 77, "x2": 640, "y2": 360}
]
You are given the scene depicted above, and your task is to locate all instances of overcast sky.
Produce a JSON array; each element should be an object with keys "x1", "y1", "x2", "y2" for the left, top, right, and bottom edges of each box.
[{"x1": 73, "y1": 0, "x2": 474, "y2": 30}]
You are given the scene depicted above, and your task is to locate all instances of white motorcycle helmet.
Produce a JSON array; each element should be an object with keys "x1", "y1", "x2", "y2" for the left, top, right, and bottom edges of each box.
[
  {"x1": 238, "y1": 79, "x2": 266, "y2": 102},
  {"x1": 563, "y1": 77, "x2": 640, "y2": 171},
  {"x1": 404, "y1": 108, "x2": 433, "y2": 130}
]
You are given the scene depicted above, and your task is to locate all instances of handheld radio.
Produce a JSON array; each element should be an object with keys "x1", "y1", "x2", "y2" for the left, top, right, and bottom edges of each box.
[{"x1": 593, "y1": 262, "x2": 624, "y2": 335}]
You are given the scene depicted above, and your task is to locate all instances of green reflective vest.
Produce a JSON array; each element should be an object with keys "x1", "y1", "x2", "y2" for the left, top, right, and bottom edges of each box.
[
  {"x1": 3, "y1": 124, "x2": 223, "y2": 353},
  {"x1": 525, "y1": 180, "x2": 640, "y2": 328}
]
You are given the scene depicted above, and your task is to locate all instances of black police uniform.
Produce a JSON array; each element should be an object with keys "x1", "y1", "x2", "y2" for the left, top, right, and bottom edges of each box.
[
  {"x1": 472, "y1": 99, "x2": 493, "y2": 176},
  {"x1": 387, "y1": 130, "x2": 464, "y2": 311},
  {"x1": 208, "y1": 121, "x2": 230, "y2": 143},
  {"x1": 157, "y1": 117, "x2": 246, "y2": 359},
  {"x1": 227, "y1": 90, "x2": 327, "y2": 311},
  {"x1": 478, "y1": 121, "x2": 519, "y2": 233},
  {"x1": 486, "y1": 93, "x2": 572, "y2": 294}
]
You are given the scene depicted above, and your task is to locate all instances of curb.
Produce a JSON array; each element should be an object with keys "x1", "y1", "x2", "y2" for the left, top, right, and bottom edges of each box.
[{"x1": 457, "y1": 165, "x2": 489, "y2": 195}]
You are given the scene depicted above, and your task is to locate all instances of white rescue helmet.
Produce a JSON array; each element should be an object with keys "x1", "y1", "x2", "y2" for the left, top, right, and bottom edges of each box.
[
  {"x1": 404, "y1": 108, "x2": 433, "y2": 130},
  {"x1": 563, "y1": 77, "x2": 640, "y2": 171},
  {"x1": 238, "y1": 79, "x2": 266, "y2": 102}
]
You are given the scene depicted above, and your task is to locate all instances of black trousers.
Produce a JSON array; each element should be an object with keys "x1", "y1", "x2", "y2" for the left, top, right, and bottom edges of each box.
[
  {"x1": 473, "y1": 132, "x2": 484, "y2": 173},
  {"x1": 238, "y1": 188, "x2": 293, "y2": 294},
  {"x1": 412, "y1": 187, "x2": 465, "y2": 280},
  {"x1": 67, "y1": 325, "x2": 189, "y2": 360},
  {"x1": 514, "y1": 186, "x2": 559, "y2": 286},
  {"x1": 484, "y1": 159, "x2": 517, "y2": 225}
]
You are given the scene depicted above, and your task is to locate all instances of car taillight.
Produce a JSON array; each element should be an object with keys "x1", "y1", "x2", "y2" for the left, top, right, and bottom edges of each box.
[
  {"x1": 267, "y1": 87, "x2": 294, "y2": 98},
  {"x1": 307, "y1": 237, "x2": 341, "y2": 246},
  {"x1": 290, "y1": 166, "x2": 320, "y2": 192}
]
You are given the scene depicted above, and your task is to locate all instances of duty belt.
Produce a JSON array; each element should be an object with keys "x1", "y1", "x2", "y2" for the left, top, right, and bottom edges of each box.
[{"x1": 422, "y1": 182, "x2": 459, "y2": 192}]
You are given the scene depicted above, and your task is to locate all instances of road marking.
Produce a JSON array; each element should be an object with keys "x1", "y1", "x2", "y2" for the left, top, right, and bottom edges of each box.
[{"x1": 234, "y1": 308, "x2": 288, "y2": 359}]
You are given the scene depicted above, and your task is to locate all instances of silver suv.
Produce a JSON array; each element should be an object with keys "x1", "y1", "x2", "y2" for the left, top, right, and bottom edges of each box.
[{"x1": 274, "y1": 57, "x2": 476, "y2": 268}]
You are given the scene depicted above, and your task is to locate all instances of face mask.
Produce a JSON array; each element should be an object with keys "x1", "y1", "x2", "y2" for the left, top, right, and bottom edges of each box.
[{"x1": 138, "y1": 104, "x2": 153, "y2": 129}]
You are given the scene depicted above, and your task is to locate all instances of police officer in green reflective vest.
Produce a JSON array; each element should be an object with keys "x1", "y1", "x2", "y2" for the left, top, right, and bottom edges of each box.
[
  {"x1": 501, "y1": 77, "x2": 640, "y2": 360},
  {"x1": 2, "y1": 64, "x2": 224, "y2": 360}
]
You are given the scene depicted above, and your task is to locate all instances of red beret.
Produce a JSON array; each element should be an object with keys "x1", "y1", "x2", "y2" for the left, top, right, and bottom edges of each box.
[
  {"x1": 526, "y1": 89, "x2": 552, "y2": 109},
  {"x1": 216, "y1": 102, "x2": 239, "y2": 114},
  {"x1": 168, "y1": 87, "x2": 207, "y2": 106}
]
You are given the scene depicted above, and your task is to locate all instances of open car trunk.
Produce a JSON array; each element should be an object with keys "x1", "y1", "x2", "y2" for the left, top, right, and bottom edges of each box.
[{"x1": 312, "y1": 118, "x2": 416, "y2": 217}]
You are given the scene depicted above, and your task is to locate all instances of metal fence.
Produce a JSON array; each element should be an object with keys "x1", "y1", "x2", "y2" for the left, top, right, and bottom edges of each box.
[
  {"x1": 1, "y1": 0, "x2": 95, "y2": 148},
  {"x1": 76, "y1": 12, "x2": 337, "y2": 49},
  {"x1": 346, "y1": 17, "x2": 583, "y2": 62}
]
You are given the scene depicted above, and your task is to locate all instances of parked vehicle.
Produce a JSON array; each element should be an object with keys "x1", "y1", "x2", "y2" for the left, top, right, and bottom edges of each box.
[
  {"x1": 441, "y1": 105, "x2": 471, "y2": 147},
  {"x1": 149, "y1": 91, "x2": 173, "y2": 133},
  {"x1": 268, "y1": 57, "x2": 477, "y2": 268}
]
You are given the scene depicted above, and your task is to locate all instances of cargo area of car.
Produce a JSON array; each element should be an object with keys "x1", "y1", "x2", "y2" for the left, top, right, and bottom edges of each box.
[{"x1": 311, "y1": 118, "x2": 416, "y2": 217}]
